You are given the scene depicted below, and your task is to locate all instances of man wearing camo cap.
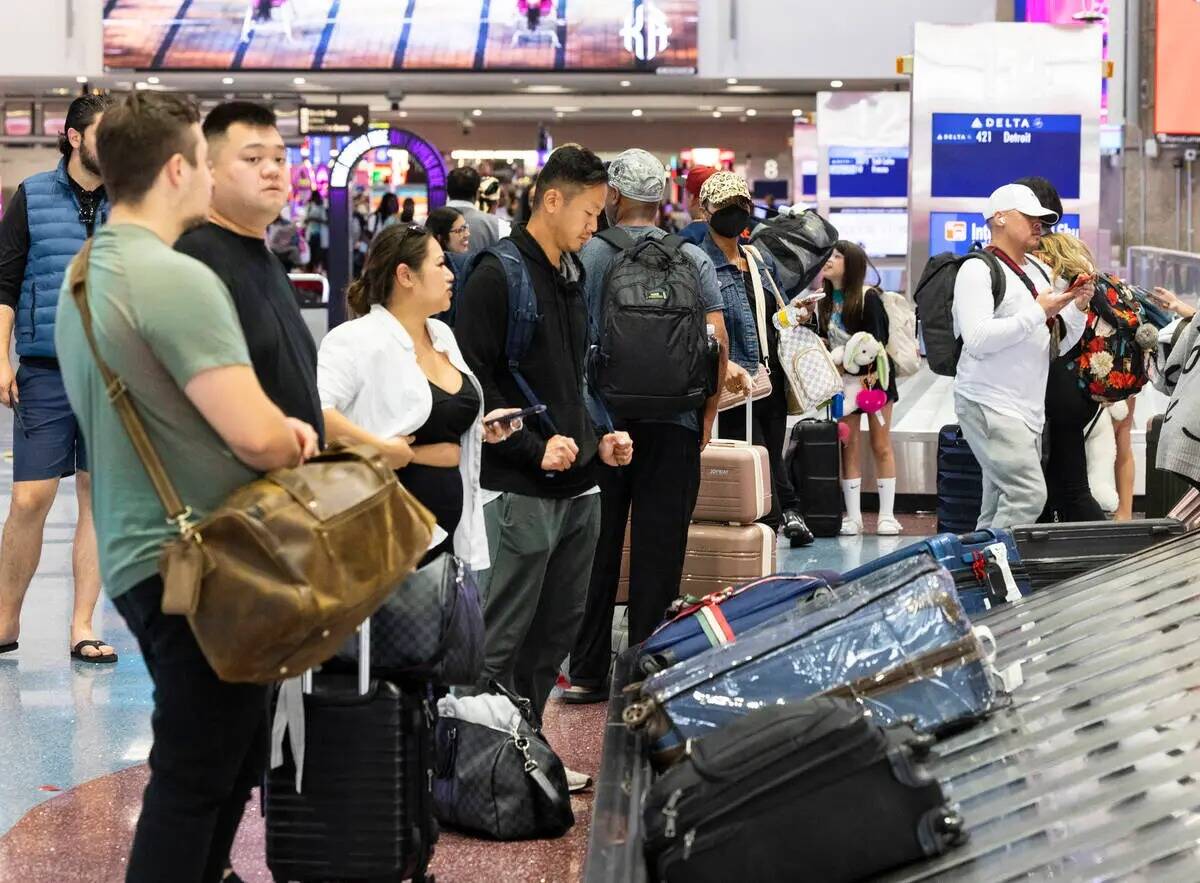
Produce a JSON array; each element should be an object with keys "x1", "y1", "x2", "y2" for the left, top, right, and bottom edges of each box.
[{"x1": 562, "y1": 148, "x2": 730, "y2": 704}]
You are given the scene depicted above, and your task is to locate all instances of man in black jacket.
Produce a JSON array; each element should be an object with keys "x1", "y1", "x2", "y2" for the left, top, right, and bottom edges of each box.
[{"x1": 457, "y1": 146, "x2": 632, "y2": 762}]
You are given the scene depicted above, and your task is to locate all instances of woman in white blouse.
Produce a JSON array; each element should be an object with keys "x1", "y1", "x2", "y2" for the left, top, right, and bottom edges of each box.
[{"x1": 318, "y1": 224, "x2": 520, "y2": 570}]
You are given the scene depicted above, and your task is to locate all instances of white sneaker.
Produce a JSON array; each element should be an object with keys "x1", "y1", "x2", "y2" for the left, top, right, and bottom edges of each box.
[
  {"x1": 876, "y1": 516, "x2": 903, "y2": 536},
  {"x1": 840, "y1": 517, "x2": 863, "y2": 536},
  {"x1": 565, "y1": 767, "x2": 593, "y2": 793}
]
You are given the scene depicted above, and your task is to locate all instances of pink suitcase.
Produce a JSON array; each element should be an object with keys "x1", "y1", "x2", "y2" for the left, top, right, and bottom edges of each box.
[
  {"x1": 1169, "y1": 488, "x2": 1200, "y2": 530},
  {"x1": 680, "y1": 522, "x2": 777, "y2": 599},
  {"x1": 694, "y1": 398, "x2": 772, "y2": 524}
]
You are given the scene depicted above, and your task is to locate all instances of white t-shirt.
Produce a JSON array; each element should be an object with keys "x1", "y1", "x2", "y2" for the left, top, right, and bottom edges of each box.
[{"x1": 952, "y1": 253, "x2": 1087, "y2": 433}]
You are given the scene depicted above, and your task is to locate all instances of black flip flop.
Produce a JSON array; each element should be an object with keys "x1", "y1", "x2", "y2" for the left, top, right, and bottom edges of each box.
[
  {"x1": 71, "y1": 640, "x2": 118, "y2": 664},
  {"x1": 0, "y1": 641, "x2": 16, "y2": 654}
]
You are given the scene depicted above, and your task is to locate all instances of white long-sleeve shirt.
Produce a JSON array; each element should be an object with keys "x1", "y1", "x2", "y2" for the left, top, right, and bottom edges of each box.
[{"x1": 952, "y1": 253, "x2": 1086, "y2": 433}]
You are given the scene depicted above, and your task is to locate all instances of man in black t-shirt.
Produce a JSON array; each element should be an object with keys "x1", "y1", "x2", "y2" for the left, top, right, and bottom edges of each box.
[{"x1": 176, "y1": 102, "x2": 324, "y2": 444}]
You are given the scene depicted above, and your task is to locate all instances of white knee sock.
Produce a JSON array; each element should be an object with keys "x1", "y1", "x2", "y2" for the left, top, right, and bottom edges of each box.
[
  {"x1": 842, "y1": 478, "x2": 862, "y2": 524},
  {"x1": 877, "y1": 477, "x2": 897, "y2": 521}
]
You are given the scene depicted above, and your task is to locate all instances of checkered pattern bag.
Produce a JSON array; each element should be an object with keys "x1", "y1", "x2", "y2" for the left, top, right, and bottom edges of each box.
[{"x1": 777, "y1": 324, "x2": 843, "y2": 414}]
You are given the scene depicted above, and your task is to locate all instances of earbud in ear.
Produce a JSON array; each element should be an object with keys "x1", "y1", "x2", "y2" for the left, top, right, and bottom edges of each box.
[{"x1": 997, "y1": 219, "x2": 1006, "y2": 227}]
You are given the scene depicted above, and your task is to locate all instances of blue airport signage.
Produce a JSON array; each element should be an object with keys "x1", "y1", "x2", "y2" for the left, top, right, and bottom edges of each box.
[
  {"x1": 931, "y1": 113, "x2": 1082, "y2": 199},
  {"x1": 930, "y1": 211, "x2": 1082, "y2": 257},
  {"x1": 828, "y1": 146, "x2": 909, "y2": 198}
]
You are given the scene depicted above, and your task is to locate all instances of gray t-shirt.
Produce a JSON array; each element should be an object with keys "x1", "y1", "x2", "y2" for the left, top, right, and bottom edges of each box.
[
  {"x1": 579, "y1": 224, "x2": 723, "y2": 433},
  {"x1": 56, "y1": 224, "x2": 256, "y2": 598}
]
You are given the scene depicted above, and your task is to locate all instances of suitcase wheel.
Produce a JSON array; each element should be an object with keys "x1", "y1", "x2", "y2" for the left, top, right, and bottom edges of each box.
[
  {"x1": 936, "y1": 810, "x2": 966, "y2": 837},
  {"x1": 623, "y1": 700, "x2": 653, "y2": 728}
]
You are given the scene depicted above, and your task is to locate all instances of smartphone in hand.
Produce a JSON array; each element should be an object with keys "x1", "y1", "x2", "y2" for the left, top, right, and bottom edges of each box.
[{"x1": 484, "y1": 404, "x2": 547, "y2": 426}]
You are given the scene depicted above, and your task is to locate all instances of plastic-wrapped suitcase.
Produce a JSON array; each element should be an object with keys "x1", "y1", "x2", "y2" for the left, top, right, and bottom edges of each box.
[
  {"x1": 636, "y1": 570, "x2": 840, "y2": 675},
  {"x1": 691, "y1": 438, "x2": 771, "y2": 524},
  {"x1": 787, "y1": 418, "x2": 841, "y2": 537},
  {"x1": 264, "y1": 620, "x2": 436, "y2": 882},
  {"x1": 839, "y1": 528, "x2": 1027, "y2": 616},
  {"x1": 641, "y1": 699, "x2": 964, "y2": 883},
  {"x1": 625, "y1": 555, "x2": 1003, "y2": 763},
  {"x1": 679, "y1": 522, "x2": 775, "y2": 599},
  {"x1": 1146, "y1": 414, "x2": 1192, "y2": 518},
  {"x1": 936, "y1": 424, "x2": 983, "y2": 534},
  {"x1": 1009, "y1": 518, "x2": 1186, "y2": 590}
]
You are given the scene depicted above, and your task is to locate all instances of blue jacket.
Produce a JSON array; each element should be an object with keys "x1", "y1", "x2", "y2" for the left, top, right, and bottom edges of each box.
[
  {"x1": 18, "y1": 161, "x2": 107, "y2": 359},
  {"x1": 678, "y1": 219, "x2": 709, "y2": 246},
  {"x1": 698, "y1": 230, "x2": 784, "y2": 373}
]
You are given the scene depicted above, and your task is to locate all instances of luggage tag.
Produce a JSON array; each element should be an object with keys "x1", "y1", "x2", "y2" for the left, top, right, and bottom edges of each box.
[
  {"x1": 983, "y1": 542, "x2": 1021, "y2": 603},
  {"x1": 973, "y1": 625, "x2": 1024, "y2": 693}
]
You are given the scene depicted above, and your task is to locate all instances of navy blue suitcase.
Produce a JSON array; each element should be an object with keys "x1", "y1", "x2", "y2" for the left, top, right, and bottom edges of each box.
[
  {"x1": 840, "y1": 529, "x2": 1027, "y2": 617},
  {"x1": 624, "y1": 555, "x2": 1000, "y2": 763},
  {"x1": 636, "y1": 571, "x2": 840, "y2": 675},
  {"x1": 937, "y1": 424, "x2": 983, "y2": 534}
]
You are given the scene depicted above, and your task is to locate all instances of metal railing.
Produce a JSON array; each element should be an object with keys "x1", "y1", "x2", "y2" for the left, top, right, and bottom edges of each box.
[{"x1": 1126, "y1": 246, "x2": 1200, "y2": 304}]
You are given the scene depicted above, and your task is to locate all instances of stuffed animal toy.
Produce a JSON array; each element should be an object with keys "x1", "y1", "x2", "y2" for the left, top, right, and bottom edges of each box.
[{"x1": 836, "y1": 332, "x2": 891, "y2": 424}]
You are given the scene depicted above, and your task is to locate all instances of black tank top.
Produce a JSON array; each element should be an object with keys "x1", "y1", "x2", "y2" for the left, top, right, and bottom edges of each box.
[{"x1": 397, "y1": 378, "x2": 480, "y2": 564}]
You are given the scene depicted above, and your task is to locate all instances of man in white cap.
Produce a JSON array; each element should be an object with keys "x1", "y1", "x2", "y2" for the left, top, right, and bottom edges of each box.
[
  {"x1": 952, "y1": 182, "x2": 1091, "y2": 528},
  {"x1": 562, "y1": 148, "x2": 728, "y2": 704}
]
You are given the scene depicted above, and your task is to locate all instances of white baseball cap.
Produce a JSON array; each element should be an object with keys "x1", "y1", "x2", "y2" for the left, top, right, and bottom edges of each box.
[{"x1": 985, "y1": 183, "x2": 1059, "y2": 224}]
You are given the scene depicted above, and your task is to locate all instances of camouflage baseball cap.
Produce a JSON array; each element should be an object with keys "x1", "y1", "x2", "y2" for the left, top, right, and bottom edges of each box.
[
  {"x1": 699, "y1": 170, "x2": 752, "y2": 210},
  {"x1": 607, "y1": 148, "x2": 667, "y2": 203}
]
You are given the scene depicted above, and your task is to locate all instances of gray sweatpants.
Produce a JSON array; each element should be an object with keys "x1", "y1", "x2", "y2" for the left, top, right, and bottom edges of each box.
[
  {"x1": 955, "y1": 395, "x2": 1047, "y2": 530},
  {"x1": 477, "y1": 492, "x2": 602, "y2": 720}
]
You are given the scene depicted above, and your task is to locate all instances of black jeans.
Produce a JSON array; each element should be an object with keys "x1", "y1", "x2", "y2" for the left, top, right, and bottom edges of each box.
[
  {"x1": 113, "y1": 575, "x2": 269, "y2": 883},
  {"x1": 717, "y1": 379, "x2": 796, "y2": 528},
  {"x1": 1040, "y1": 359, "x2": 1107, "y2": 523},
  {"x1": 570, "y1": 422, "x2": 702, "y2": 687}
]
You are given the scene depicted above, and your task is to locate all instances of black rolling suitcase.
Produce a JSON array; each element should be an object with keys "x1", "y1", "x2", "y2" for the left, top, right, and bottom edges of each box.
[
  {"x1": 1010, "y1": 518, "x2": 1186, "y2": 590},
  {"x1": 1145, "y1": 414, "x2": 1193, "y2": 518},
  {"x1": 264, "y1": 620, "x2": 437, "y2": 882},
  {"x1": 936, "y1": 424, "x2": 982, "y2": 534},
  {"x1": 787, "y1": 418, "x2": 841, "y2": 537},
  {"x1": 641, "y1": 698, "x2": 963, "y2": 883}
]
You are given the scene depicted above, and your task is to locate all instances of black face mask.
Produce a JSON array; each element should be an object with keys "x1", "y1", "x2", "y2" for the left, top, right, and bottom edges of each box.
[{"x1": 710, "y1": 205, "x2": 751, "y2": 238}]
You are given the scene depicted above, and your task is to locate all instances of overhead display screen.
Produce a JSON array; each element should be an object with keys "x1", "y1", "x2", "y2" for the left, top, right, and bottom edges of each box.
[
  {"x1": 1155, "y1": 0, "x2": 1200, "y2": 135},
  {"x1": 103, "y1": 0, "x2": 699, "y2": 72},
  {"x1": 931, "y1": 113, "x2": 1082, "y2": 200},
  {"x1": 828, "y1": 147, "x2": 908, "y2": 199},
  {"x1": 930, "y1": 211, "x2": 1082, "y2": 257},
  {"x1": 829, "y1": 208, "x2": 909, "y2": 258}
]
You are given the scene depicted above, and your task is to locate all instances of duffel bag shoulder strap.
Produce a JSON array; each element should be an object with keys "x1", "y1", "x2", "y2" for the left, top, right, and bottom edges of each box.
[
  {"x1": 67, "y1": 241, "x2": 194, "y2": 535},
  {"x1": 744, "y1": 244, "x2": 787, "y2": 311}
]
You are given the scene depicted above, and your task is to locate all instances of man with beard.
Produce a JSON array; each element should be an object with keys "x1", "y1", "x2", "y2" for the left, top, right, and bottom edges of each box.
[
  {"x1": 56, "y1": 91, "x2": 318, "y2": 881},
  {"x1": 176, "y1": 102, "x2": 324, "y2": 447},
  {"x1": 0, "y1": 94, "x2": 117, "y2": 665}
]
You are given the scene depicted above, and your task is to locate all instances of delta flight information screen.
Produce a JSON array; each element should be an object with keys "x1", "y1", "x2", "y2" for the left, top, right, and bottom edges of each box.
[
  {"x1": 930, "y1": 113, "x2": 1082, "y2": 199},
  {"x1": 828, "y1": 147, "x2": 909, "y2": 199}
]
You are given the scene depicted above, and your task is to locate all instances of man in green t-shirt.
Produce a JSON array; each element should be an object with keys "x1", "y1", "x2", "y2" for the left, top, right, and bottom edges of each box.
[{"x1": 56, "y1": 92, "x2": 318, "y2": 881}]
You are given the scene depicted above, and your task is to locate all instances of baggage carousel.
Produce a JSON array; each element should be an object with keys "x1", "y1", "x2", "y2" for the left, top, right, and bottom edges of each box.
[{"x1": 585, "y1": 529, "x2": 1200, "y2": 881}]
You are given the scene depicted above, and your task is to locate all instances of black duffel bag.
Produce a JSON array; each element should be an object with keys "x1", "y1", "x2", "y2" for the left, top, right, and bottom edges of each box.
[
  {"x1": 337, "y1": 553, "x2": 484, "y2": 686},
  {"x1": 433, "y1": 681, "x2": 574, "y2": 840},
  {"x1": 748, "y1": 208, "x2": 838, "y2": 293},
  {"x1": 642, "y1": 697, "x2": 964, "y2": 883}
]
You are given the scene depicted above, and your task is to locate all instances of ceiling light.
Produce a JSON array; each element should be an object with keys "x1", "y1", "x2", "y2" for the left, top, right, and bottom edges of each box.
[
  {"x1": 75, "y1": 75, "x2": 88, "y2": 84},
  {"x1": 712, "y1": 111, "x2": 722, "y2": 118},
  {"x1": 724, "y1": 84, "x2": 769, "y2": 94},
  {"x1": 556, "y1": 111, "x2": 565, "y2": 119},
  {"x1": 222, "y1": 76, "x2": 235, "y2": 85},
  {"x1": 746, "y1": 108, "x2": 758, "y2": 117},
  {"x1": 147, "y1": 76, "x2": 160, "y2": 84},
  {"x1": 524, "y1": 84, "x2": 571, "y2": 94},
  {"x1": 398, "y1": 110, "x2": 408, "y2": 117},
  {"x1": 552, "y1": 106, "x2": 581, "y2": 113},
  {"x1": 472, "y1": 109, "x2": 483, "y2": 117},
  {"x1": 830, "y1": 79, "x2": 844, "y2": 88},
  {"x1": 632, "y1": 108, "x2": 643, "y2": 117},
  {"x1": 134, "y1": 81, "x2": 149, "y2": 90},
  {"x1": 792, "y1": 108, "x2": 804, "y2": 117},
  {"x1": 620, "y1": 80, "x2": 632, "y2": 87},
  {"x1": 726, "y1": 77, "x2": 738, "y2": 85},
  {"x1": 511, "y1": 77, "x2": 521, "y2": 85},
  {"x1": 292, "y1": 76, "x2": 306, "y2": 85}
]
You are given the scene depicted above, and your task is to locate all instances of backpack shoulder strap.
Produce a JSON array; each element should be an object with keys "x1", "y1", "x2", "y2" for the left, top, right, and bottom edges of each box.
[
  {"x1": 968, "y1": 250, "x2": 1007, "y2": 311},
  {"x1": 596, "y1": 227, "x2": 636, "y2": 252},
  {"x1": 660, "y1": 233, "x2": 686, "y2": 254}
]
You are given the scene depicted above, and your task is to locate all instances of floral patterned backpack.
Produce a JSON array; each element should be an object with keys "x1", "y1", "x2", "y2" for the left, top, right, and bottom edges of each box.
[{"x1": 1073, "y1": 275, "x2": 1158, "y2": 403}]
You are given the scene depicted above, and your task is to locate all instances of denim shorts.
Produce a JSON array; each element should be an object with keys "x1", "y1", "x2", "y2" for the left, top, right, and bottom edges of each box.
[{"x1": 12, "y1": 361, "x2": 87, "y2": 481}]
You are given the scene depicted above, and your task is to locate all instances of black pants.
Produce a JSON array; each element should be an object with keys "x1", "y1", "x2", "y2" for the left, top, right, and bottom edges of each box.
[
  {"x1": 570, "y1": 422, "x2": 702, "y2": 687},
  {"x1": 113, "y1": 575, "x2": 269, "y2": 883},
  {"x1": 1040, "y1": 359, "x2": 1107, "y2": 523},
  {"x1": 716, "y1": 382, "x2": 796, "y2": 528}
]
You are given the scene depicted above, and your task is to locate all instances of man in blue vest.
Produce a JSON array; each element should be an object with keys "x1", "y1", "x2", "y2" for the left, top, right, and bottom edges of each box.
[{"x1": 0, "y1": 94, "x2": 116, "y2": 663}]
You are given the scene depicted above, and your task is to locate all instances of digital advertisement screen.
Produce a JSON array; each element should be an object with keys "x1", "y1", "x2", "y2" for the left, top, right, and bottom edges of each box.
[
  {"x1": 1019, "y1": 1, "x2": 1111, "y2": 119},
  {"x1": 828, "y1": 147, "x2": 909, "y2": 199},
  {"x1": 103, "y1": 0, "x2": 699, "y2": 72},
  {"x1": 930, "y1": 211, "x2": 1082, "y2": 257},
  {"x1": 930, "y1": 113, "x2": 1082, "y2": 199},
  {"x1": 1155, "y1": 0, "x2": 1200, "y2": 135},
  {"x1": 829, "y1": 208, "x2": 909, "y2": 258}
]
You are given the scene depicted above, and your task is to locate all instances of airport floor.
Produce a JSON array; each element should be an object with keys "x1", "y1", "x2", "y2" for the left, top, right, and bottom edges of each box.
[{"x1": 0, "y1": 400, "x2": 934, "y2": 882}]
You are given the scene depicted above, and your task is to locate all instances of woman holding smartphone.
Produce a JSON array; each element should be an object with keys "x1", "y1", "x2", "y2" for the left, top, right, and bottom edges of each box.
[{"x1": 318, "y1": 223, "x2": 522, "y2": 568}]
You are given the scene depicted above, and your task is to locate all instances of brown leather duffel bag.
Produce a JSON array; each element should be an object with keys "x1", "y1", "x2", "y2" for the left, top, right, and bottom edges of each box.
[{"x1": 69, "y1": 245, "x2": 435, "y2": 684}]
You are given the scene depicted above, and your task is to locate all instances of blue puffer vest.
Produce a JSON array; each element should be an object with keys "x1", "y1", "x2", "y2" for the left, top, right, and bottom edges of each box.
[{"x1": 17, "y1": 160, "x2": 107, "y2": 359}]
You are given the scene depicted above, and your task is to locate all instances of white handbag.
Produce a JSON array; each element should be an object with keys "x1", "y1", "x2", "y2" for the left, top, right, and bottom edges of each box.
[{"x1": 743, "y1": 246, "x2": 842, "y2": 414}]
